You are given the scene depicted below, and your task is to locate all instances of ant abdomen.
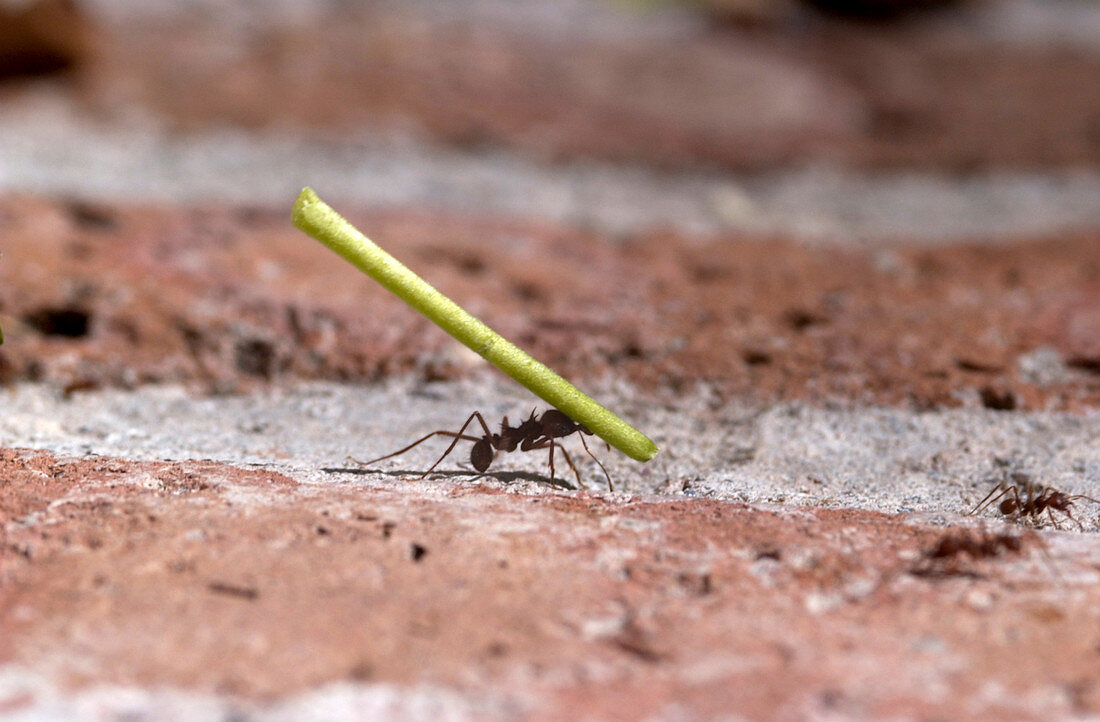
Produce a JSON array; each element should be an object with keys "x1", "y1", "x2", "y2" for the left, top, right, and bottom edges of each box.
[{"x1": 471, "y1": 437, "x2": 494, "y2": 472}]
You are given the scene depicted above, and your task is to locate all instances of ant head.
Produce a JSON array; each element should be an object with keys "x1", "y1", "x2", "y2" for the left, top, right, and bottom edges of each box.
[{"x1": 471, "y1": 438, "x2": 494, "y2": 472}]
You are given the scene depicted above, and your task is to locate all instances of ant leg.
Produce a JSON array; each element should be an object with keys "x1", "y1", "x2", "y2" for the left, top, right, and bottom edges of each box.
[
  {"x1": 522, "y1": 439, "x2": 581, "y2": 488},
  {"x1": 348, "y1": 430, "x2": 480, "y2": 467},
  {"x1": 970, "y1": 483, "x2": 1013, "y2": 516},
  {"x1": 554, "y1": 443, "x2": 583, "y2": 488},
  {"x1": 350, "y1": 411, "x2": 492, "y2": 477},
  {"x1": 546, "y1": 440, "x2": 557, "y2": 481},
  {"x1": 1063, "y1": 508, "x2": 1085, "y2": 532},
  {"x1": 578, "y1": 434, "x2": 613, "y2": 492},
  {"x1": 1025, "y1": 482, "x2": 1039, "y2": 517},
  {"x1": 1069, "y1": 495, "x2": 1100, "y2": 531},
  {"x1": 419, "y1": 412, "x2": 496, "y2": 478},
  {"x1": 1009, "y1": 485, "x2": 1027, "y2": 524}
]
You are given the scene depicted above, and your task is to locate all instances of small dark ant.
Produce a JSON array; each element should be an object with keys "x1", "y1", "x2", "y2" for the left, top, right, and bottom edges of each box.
[
  {"x1": 353, "y1": 408, "x2": 613, "y2": 490},
  {"x1": 970, "y1": 472, "x2": 1099, "y2": 531}
]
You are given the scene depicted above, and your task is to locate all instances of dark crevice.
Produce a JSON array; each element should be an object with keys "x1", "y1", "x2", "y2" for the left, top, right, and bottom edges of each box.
[{"x1": 24, "y1": 306, "x2": 91, "y2": 338}]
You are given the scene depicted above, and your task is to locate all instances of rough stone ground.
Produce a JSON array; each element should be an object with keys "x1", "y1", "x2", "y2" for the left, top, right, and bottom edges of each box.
[{"x1": 1, "y1": 1, "x2": 1100, "y2": 720}]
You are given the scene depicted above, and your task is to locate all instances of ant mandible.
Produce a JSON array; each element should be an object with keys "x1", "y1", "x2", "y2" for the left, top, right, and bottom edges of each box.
[
  {"x1": 970, "y1": 472, "x2": 1099, "y2": 531},
  {"x1": 353, "y1": 408, "x2": 613, "y2": 490}
]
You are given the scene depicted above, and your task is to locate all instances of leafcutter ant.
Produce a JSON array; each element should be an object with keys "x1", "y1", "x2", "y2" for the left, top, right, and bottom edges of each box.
[
  {"x1": 970, "y1": 472, "x2": 1099, "y2": 530},
  {"x1": 353, "y1": 408, "x2": 613, "y2": 490}
]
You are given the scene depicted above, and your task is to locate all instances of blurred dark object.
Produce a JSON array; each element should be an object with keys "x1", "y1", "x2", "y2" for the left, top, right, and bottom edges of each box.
[
  {"x1": 694, "y1": 0, "x2": 801, "y2": 26},
  {"x1": 0, "y1": 0, "x2": 91, "y2": 79},
  {"x1": 701, "y1": 0, "x2": 964, "y2": 24},
  {"x1": 800, "y1": 0, "x2": 963, "y2": 19}
]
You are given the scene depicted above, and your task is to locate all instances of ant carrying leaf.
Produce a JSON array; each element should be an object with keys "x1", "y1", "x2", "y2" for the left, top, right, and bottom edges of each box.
[
  {"x1": 293, "y1": 189, "x2": 657, "y2": 467},
  {"x1": 353, "y1": 408, "x2": 613, "y2": 490}
]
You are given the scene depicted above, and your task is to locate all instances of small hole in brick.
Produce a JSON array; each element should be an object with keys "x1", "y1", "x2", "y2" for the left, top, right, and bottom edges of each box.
[
  {"x1": 234, "y1": 338, "x2": 276, "y2": 378},
  {"x1": 979, "y1": 387, "x2": 1017, "y2": 411},
  {"x1": 783, "y1": 309, "x2": 825, "y2": 332},
  {"x1": 409, "y1": 543, "x2": 428, "y2": 562},
  {"x1": 66, "y1": 201, "x2": 118, "y2": 231},
  {"x1": 743, "y1": 350, "x2": 772, "y2": 366},
  {"x1": 24, "y1": 306, "x2": 91, "y2": 338},
  {"x1": 1067, "y1": 357, "x2": 1100, "y2": 375}
]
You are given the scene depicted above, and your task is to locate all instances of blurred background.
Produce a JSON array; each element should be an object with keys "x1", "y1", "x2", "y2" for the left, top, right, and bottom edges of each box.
[
  {"x1": 1, "y1": 0, "x2": 1100, "y2": 408},
  {"x1": 2, "y1": 0, "x2": 1098, "y2": 242}
]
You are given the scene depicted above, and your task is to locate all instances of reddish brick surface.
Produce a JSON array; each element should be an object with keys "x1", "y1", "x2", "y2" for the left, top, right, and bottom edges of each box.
[
  {"x1": 2, "y1": 194, "x2": 1098, "y2": 409},
  {"x1": 2, "y1": 450, "x2": 1097, "y2": 719}
]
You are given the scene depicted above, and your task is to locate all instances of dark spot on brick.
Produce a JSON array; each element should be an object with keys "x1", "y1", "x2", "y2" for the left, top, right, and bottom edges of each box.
[
  {"x1": 0, "y1": 48, "x2": 75, "y2": 79},
  {"x1": 207, "y1": 581, "x2": 259, "y2": 601},
  {"x1": 457, "y1": 254, "x2": 485, "y2": 275},
  {"x1": 66, "y1": 201, "x2": 117, "y2": 231},
  {"x1": 743, "y1": 350, "x2": 771, "y2": 366},
  {"x1": 676, "y1": 571, "x2": 712, "y2": 596},
  {"x1": 234, "y1": 338, "x2": 276, "y2": 378},
  {"x1": 24, "y1": 306, "x2": 91, "y2": 337},
  {"x1": 803, "y1": 0, "x2": 960, "y2": 20},
  {"x1": 610, "y1": 626, "x2": 664, "y2": 664},
  {"x1": 980, "y1": 386, "x2": 1017, "y2": 411},
  {"x1": 957, "y1": 358, "x2": 1002, "y2": 374},
  {"x1": 409, "y1": 543, "x2": 428, "y2": 562},
  {"x1": 62, "y1": 377, "x2": 100, "y2": 397},
  {"x1": 512, "y1": 282, "x2": 543, "y2": 301},
  {"x1": 1067, "y1": 357, "x2": 1100, "y2": 375},
  {"x1": 755, "y1": 546, "x2": 782, "y2": 561},
  {"x1": 784, "y1": 309, "x2": 826, "y2": 332}
]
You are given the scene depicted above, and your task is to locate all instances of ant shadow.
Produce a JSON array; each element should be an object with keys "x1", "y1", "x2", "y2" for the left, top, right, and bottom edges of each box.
[{"x1": 322, "y1": 466, "x2": 578, "y2": 491}]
